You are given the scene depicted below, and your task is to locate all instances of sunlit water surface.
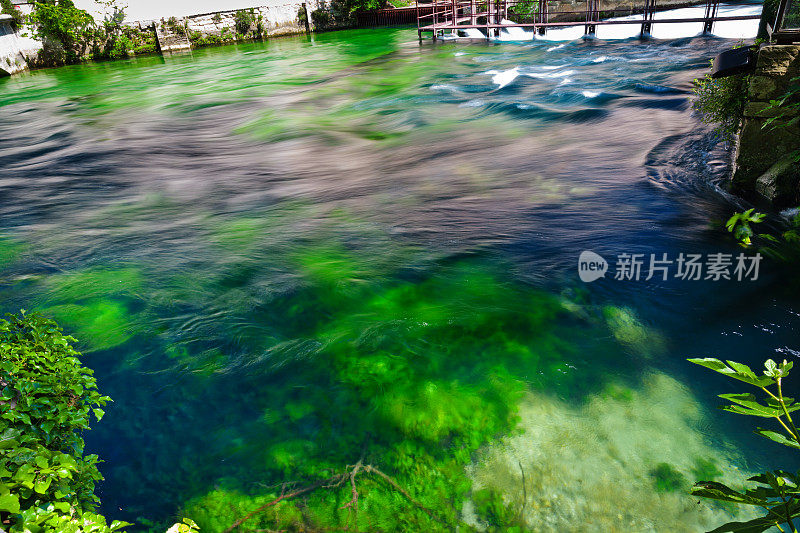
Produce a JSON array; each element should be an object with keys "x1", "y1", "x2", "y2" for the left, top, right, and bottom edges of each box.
[{"x1": 1, "y1": 4, "x2": 799, "y2": 531}]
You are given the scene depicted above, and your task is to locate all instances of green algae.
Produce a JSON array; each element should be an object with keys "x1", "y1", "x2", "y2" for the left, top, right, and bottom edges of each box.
[
  {"x1": 0, "y1": 236, "x2": 23, "y2": 269},
  {"x1": 650, "y1": 462, "x2": 688, "y2": 493},
  {"x1": 36, "y1": 267, "x2": 145, "y2": 352},
  {"x1": 40, "y1": 300, "x2": 135, "y2": 352},
  {"x1": 163, "y1": 246, "x2": 628, "y2": 531}
]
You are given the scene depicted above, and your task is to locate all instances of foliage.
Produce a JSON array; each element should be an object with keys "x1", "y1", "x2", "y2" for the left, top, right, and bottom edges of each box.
[
  {"x1": 310, "y1": 0, "x2": 387, "y2": 29},
  {"x1": 688, "y1": 357, "x2": 800, "y2": 533},
  {"x1": 507, "y1": 0, "x2": 538, "y2": 21},
  {"x1": 28, "y1": 0, "x2": 95, "y2": 65},
  {"x1": 297, "y1": 5, "x2": 308, "y2": 26},
  {"x1": 310, "y1": 9, "x2": 331, "y2": 29},
  {"x1": 234, "y1": 10, "x2": 254, "y2": 36},
  {"x1": 165, "y1": 518, "x2": 199, "y2": 533},
  {"x1": 107, "y1": 34, "x2": 132, "y2": 60},
  {"x1": 0, "y1": 0, "x2": 24, "y2": 31},
  {"x1": 726, "y1": 208, "x2": 768, "y2": 247},
  {"x1": 0, "y1": 312, "x2": 201, "y2": 532},
  {"x1": 27, "y1": 0, "x2": 134, "y2": 64},
  {"x1": 0, "y1": 311, "x2": 120, "y2": 531},
  {"x1": 692, "y1": 70, "x2": 750, "y2": 142},
  {"x1": 727, "y1": 207, "x2": 800, "y2": 262}
]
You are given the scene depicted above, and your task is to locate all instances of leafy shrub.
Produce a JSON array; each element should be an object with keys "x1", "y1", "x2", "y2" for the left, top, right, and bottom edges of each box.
[
  {"x1": 0, "y1": 312, "x2": 119, "y2": 530},
  {"x1": 0, "y1": 312, "x2": 200, "y2": 531},
  {"x1": 692, "y1": 70, "x2": 750, "y2": 142},
  {"x1": 310, "y1": 9, "x2": 331, "y2": 29},
  {"x1": 0, "y1": 0, "x2": 24, "y2": 31},
  {"x1": 234, "y1": 10, "x2": 253, "y2": 36},
  {"x1": 27, "y1": 0, "x2": 95, "y2": 65},
  {"x1": 108, "y1": 34, "x2": 132, "y2": 59}
]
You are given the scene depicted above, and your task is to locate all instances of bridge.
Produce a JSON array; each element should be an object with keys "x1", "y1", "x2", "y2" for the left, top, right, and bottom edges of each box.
[{"x1": 414, "y1": 0, "x2": 762, "y2": 40}]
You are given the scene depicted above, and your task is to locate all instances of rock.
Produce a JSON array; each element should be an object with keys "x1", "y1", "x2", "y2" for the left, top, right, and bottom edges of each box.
[
  {"x1": 755, "y1": 45, "x2": 800, "y2": 76},
  {"x1": 755, "y1": 151, "x2": 800, "y2": 205},
  {"x1": 732, "y1": 44, "x2": 800, "y2": 207}
]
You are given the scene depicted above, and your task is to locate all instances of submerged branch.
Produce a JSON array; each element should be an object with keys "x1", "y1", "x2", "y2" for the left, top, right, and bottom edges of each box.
[{"x1": 224, "y1": 461, "x2": 447, "y2": 532}]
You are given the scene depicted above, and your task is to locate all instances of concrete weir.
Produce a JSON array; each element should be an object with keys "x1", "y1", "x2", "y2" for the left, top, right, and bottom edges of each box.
[
  {"x1": 0, "y1": 14, "x2": 27, "y2": 76},
  {"x1": 0, "y1": 15, "x2": 28, "y2": 76}
]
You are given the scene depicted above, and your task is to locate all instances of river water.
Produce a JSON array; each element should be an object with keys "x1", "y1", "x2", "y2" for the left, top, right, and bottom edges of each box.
[{"x1": 1, "y1": 4, "x2": 798, "y2": 531}]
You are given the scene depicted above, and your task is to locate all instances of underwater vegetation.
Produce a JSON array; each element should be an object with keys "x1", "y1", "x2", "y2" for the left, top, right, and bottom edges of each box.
[
  {"x1": 0, "y1": 204, "x2": 762, "y2": 531},
  {"x1": 466, "y1": 373, "x2": 757, "y2": 532}
]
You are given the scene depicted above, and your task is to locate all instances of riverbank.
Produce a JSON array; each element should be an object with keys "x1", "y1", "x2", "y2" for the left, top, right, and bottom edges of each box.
[{"x1": 1, "y1": 0, "x2": 761, "y2": 73}]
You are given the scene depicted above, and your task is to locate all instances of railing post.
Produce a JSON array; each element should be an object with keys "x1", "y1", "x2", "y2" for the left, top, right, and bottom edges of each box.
[
  {"x1": 702, "y1": 0, "x2": 718, "y2": 34},
  {"x1": 640, "y1": 0, "x2": 654, "y2": 36}
]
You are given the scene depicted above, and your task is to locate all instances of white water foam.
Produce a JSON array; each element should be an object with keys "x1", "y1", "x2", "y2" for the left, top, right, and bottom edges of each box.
[
  {"x1": 485, "y1": 67, "x2": 521, "y2": 88},
  {"x1": 534, "y1": 2, "x2": 760, "y2": 41}
]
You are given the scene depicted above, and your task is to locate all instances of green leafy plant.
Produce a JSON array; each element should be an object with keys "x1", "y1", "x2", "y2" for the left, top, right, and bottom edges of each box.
[
  {"x1": 726, "y1": 208, "x2": 800, "y2": 262},
  {"x1": 693, "y1": 70, "x2": 750, "y2": 142},
  {"x1": 310, "y1": 8, "x2": 331, "y2": 29},
  {"x1": 0, "y1": 311, "x2": 120, "y2": 530},
  {"x1": 762, "y1": 75, "x2": 800, "y2": 169},
  {"x1": 763, "y1": 76, "x2": 800, "y2": 132},
  {"x1": 726, "y1": 208, "x2": 768, "y2": 246},
  {"x1": 688, "y1": 357, "x2": 800, "y2": 533},
  {"x1": 0, "y1": 311, "x2": 200, "y2": 532},
  {"x1": 234, "y1": 10, "x2": 254, "y2": 36},
  {"x1": 28, "y1": 0, "x2": 95, "y2": 65},
  {"x1": 0, "y1": 0, "x2": 24, "y2": 31}
]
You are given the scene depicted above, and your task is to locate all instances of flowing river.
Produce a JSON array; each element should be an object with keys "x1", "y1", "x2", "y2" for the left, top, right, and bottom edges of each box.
[{"x1": 1, "y1": 3, "x2": 798, "y2": 530}]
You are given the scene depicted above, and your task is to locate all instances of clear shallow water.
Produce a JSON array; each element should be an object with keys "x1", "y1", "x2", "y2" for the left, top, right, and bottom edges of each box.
[{"x1": 1, "y1": 7, "x2": 799, "y2": 531}]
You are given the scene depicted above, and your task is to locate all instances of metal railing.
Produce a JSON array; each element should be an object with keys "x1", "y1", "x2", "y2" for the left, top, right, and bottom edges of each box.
[{"x1": 414, "y1": 0, "x2": 761, "y2": 39}]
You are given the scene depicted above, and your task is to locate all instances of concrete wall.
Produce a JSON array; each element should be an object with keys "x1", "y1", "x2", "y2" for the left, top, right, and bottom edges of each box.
[
  {"x1": 0, "y1": 15, "x2": 27, "y2": 76},
  {"x1": 140, "y1": 0, "x2": 323, "y2": 40},
  {"x1": 184, "y1": 2, "x2": 318, "y2": 37},
  {"x1": 732, "y1": 44, "x2": 800, "y2": 207}
]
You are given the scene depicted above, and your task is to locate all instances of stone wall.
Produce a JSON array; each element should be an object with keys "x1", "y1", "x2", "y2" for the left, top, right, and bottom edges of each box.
[
  {"x1": 141, "y1": 0, "x2": 323, "y2": 42},
  {"x1": 0, "y1": 15, "x2": 27, "y2": 75},
  {"x1": 732, "y1": 44, "x2": 800, "y2": 206}
]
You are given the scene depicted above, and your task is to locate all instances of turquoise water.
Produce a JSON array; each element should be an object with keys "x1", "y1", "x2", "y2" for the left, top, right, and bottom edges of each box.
[{"x1": 0, "y1": 18, "x2": 798, "y2": 532}]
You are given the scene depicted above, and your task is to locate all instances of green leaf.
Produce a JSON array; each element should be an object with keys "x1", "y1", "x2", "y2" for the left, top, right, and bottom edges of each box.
[
  {"x1": 719, "y1": 393, "x2": 784, "y2": 417},
  {"x1": 93, "y1": 408, "x2": 105, "y2": 422},
  {"x1": 755, "y1": 428, "x2": 800, "y2": 450},
  {"x1": 0, "y1": 492, "x2": 20, "y2": 513},
  {"x1": 691, "y1": 481, "x2": 768, "y2": 505},
  {"x1": 0, "y1": 428, "x2": 20, "y2": 450},
  {"x1": 688, "y1": 358, "x2": 774, "y2": 387},
  {"x1": 34, "y1": 476, "x2": 52, "y2": 494},
  {"x1": 707, "y1": 516, "x2": 787, "y2": 533},
  {"x1": 34, "y1": 455, "x2": 48, "y2": 469}
]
